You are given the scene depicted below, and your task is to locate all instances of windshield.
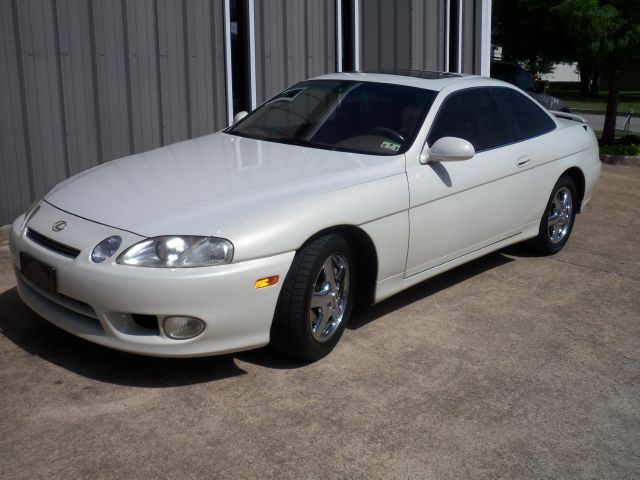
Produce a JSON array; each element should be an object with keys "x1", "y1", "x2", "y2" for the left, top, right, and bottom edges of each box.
[{"x1": 226, "y1": 80, "x2": 437, "y2": 155}]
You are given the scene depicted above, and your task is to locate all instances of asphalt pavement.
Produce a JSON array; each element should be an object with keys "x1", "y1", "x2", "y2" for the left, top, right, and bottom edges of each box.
[
  {"x1": 580, "y1": 112, "x2": 640, "y2": 134},
  {"x1": 1, "y1": 164, "x2": 639, "y2": 479}
]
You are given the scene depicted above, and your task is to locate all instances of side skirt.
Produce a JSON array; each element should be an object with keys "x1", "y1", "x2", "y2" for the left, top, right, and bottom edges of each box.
[{"x1": 373, "y1": 221, "x2": 539, "y2": 304}]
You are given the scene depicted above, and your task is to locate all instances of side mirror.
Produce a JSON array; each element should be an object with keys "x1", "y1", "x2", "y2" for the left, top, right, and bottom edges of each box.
[
  {"x1": 420, "y1": 137, "x2": 475, "y2": 164},
  {"x1": 534, "y1": 81, "x2": 545, "y2": 94},
  {"x1": 232, "y1": 111, "x2": 248, "y2": 124}
]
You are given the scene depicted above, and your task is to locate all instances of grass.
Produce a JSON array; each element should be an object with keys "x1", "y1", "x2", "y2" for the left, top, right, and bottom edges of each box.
[
  {"x1": 546, "y1": 84, "x2": 640, "y2": 114},
  {"x1": 594, "y1": 129, "x2": 633, "y2": 138}
]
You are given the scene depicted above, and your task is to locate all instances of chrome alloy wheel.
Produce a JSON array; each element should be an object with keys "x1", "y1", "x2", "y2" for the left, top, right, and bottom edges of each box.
[
  {"x1": 547, "y1": 186, "x2": 573, "y2": 244},
  {"x1": 309, "y1": 253, "x2": 350, "y2": 342}
]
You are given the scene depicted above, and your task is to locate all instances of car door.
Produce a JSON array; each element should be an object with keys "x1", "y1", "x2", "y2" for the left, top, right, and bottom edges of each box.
[{"x1": 404, "y1": 87, "x2": 536, "y2": 278}]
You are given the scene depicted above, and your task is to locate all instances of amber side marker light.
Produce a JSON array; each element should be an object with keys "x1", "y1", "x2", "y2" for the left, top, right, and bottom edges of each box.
[{"x1": 255, "y1": 276, "x2": 279, "y2": 288}]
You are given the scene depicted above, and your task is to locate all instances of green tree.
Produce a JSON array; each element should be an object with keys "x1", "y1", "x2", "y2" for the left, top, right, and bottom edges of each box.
[
  {"x1": 493, "y1": 0, "x2": 640, "y2": 144},
  {"x1": 492, "y1": 0, "x2": 573, "y2": 73},
  {"x1": 553, "y1": 0, "x2": 640, "y2": 143}
]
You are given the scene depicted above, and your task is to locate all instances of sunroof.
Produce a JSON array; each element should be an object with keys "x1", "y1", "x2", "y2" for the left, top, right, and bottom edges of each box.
[{"x1": 362, "y1": 69, "x2": 463, "y2": 79}]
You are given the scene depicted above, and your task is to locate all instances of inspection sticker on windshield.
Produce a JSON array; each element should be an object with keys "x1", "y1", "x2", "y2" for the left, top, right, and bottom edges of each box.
[{"x1": 381, "y1": 140, "x2": 401, "y2": 152}]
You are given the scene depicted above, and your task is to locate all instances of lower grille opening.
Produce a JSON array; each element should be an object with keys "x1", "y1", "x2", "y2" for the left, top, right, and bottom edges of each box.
[
  {"x1": 131, "y1": 314, "x2": 159, "y2": 331},
  {"x1": 17, "y1": 272, "x2": 104, "y2": 334}
]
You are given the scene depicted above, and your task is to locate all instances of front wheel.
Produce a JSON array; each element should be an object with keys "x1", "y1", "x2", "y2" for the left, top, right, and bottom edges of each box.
[
  {"x1": 532, "y1": 175, "x2": 577, "y2": 255},
  {"x1": 270, "y1": 234, "x2": 354, "y2": 362}
]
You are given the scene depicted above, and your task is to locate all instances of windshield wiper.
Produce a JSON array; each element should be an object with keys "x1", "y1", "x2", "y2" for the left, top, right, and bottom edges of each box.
[{"x1": 226, "y1": 131, "x2": 340, "y2": 152}]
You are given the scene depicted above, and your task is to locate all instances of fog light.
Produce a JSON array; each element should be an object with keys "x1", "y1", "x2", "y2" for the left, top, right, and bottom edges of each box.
[
  {"x1": 163, "y1": 316, "x2": 205, "y2": 340},
  {"x1": 92, "y1": 236, "x2": 122, "y2": 263}
]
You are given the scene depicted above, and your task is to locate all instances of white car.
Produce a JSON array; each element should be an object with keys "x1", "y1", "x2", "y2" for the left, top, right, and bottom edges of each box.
[{"x1": 9, "y1": 71, "x2": 601, "y2": 361}]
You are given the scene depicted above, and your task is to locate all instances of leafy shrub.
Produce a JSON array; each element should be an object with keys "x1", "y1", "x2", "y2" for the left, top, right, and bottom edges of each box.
[
  {"x1": 599, "y1": 135, "x2": 640, "y2": 156},
  {"x1": 600, "y1": 143, "x2": 640, "y2": 156},
  {"x1": 616, "y1": 134, "x2": 640, "y2": 145}
]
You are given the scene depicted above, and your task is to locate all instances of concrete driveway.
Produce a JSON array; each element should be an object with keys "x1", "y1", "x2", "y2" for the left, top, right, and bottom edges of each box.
[{"x1": 1, "y1": 165, "x2": 638, "y2": 479}]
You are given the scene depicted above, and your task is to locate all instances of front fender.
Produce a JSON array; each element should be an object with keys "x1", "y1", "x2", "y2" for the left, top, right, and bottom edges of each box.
[{"x1": 223, "y1": 173, "x2": 409, "y2": 266}]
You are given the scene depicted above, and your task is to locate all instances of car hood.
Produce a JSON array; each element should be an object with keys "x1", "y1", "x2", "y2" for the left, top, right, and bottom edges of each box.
[{"x1": 45, "y1": 132, "x2": 404, "y2": 237}]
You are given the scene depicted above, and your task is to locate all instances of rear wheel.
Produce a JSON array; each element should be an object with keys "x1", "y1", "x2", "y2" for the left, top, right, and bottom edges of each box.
[
  {"x1": 532, "y1": 175, "x2": 577, "y2": 255},
  {"x1": 270, "y1": 234, "x2": 353, "y2": 362}
]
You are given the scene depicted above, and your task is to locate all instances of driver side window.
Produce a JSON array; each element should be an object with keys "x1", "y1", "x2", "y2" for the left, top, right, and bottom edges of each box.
[{"x1": 427, "y1": 88, "x2": 516, "y2": 152}]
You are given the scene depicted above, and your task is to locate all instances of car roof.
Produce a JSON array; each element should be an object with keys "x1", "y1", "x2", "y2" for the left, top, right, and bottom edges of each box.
[{"x1": 309, "y1": 70, "x2": 508, "y2": 92}]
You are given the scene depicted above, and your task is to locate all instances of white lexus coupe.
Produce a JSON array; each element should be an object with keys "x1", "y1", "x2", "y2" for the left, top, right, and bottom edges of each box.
[{"x1": 10, "y1": 71, "x2": 601, "y2": 361}]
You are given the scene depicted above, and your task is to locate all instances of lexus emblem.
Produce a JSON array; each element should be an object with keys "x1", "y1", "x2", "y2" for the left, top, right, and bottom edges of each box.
[{"x1": 52, "y1": 221, "x2": 67, "y2": 232}]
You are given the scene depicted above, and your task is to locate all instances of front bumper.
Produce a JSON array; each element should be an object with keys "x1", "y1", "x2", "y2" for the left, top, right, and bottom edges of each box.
[{"x1": 10, "y1": 202, "x2": 295, "y2": 357}]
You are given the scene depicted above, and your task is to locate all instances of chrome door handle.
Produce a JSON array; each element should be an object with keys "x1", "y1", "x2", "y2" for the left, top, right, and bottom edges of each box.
[{"x1": 517, "y1": 156, "x2": 531, "y2": 168}]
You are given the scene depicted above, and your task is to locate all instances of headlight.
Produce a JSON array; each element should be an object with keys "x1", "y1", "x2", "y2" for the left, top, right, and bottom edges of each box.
[
  {"x1": 91, "y1": 236, "x2": 122, "y2": 263},
  {"x1": 117, "y1": 236, "x2": 234, "y2": 268}
]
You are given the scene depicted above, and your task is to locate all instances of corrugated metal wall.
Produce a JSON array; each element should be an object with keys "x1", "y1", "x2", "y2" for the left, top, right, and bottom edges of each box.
[
  {"x1": 461, "y1": 0, "x2": 481, "y2": 74},
  {"x1": 0, "y1": 0, "x2": 227, "y2": 224},
  {"x1": 359, "y1": 0, "x2": 447, "y2": 72},
  {"x1": 359, "y1": 0, "x2": 481, "y2": 74},
  {"x1": 1, "y1": 0, "x2": 488, "y2": 224},
  {"x1": 253, "y1": 0, "x2": 336, "y2": 104},
  {"x1": 411, "y1": 0, "x2": 447, "y2": 71}
]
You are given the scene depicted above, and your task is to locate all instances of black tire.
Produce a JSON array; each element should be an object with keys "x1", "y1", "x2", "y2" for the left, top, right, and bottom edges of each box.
[
  {"x1": 270, "y1": 234, "x2": 354, "y2": 362},
  {"x1": 532, "y1": 175, "x2": 578, "y2": 255}
]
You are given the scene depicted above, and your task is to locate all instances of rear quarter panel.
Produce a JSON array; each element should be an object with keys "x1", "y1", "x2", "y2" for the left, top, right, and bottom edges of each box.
[{"x1": 525, "y1": 120, "x2": 600, "y2": 223}]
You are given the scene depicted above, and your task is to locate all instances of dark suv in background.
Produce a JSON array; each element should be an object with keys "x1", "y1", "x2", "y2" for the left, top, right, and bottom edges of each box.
[{"x1": 491, "y1": 61, "x2": 571, "y2": 113}]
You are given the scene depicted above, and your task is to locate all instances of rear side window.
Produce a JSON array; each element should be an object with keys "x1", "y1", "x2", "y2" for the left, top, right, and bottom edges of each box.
[
  {"x1": 427, "y1": 88, "x2": 516, "y2": 152},
  {"x1": 497, "y1": 89, "x2": 556, "y2": 140}
]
